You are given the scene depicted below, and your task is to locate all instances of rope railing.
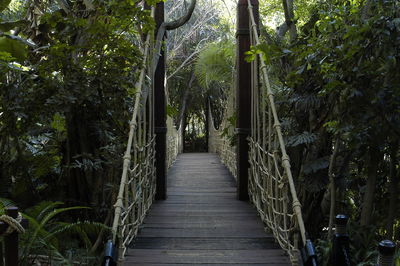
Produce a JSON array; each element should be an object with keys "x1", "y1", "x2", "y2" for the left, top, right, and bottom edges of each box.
[
  {"x1": 0, "y1": 207, "x2": 28, "y2": 266},
  {"x1": 209, "y1": 1, "x2": 308, "y2": 264},
  {"x1": 109, "y1": 8, "x2": 157, "y2": 265},
  {"x1": 166, "y1": 115, "x2": 182, "y2": 169},
  {"x1": 246, "y1": 0, "x2": 307, "y2": 264},
  {"x1": 208, "y1": 88, "x2": 237, "y2": 179}
]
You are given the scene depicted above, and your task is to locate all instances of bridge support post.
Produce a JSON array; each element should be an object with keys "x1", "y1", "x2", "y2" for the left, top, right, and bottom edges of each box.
[
  {"x1": 236, "y1": 0, "x2": 259, "y2": 201},
  {"x1": 154, "y1": 2, "x2": 167, "y2": 200}
]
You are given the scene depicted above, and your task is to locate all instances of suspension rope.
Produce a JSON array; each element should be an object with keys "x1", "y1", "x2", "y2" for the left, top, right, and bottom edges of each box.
[
  {"x1": 208, "y1": 88, "x2": 237, "y2": 179},
  {"x1": 110, "y1": 6, "x2": 181, "y2": 263},
  {"x1": 247, "y1": 0, "x2": 306, "y2": 244},
  {"x1": 0, "y1": 213, "x2": 25, "y2": 235},
  {"x1": 246, "y1": 0, "x2": 306, "y2": 263},
  {"x1": 110, "y1": 7, "x2": 158, "y2": 264},
  {"x1": 209, "y1": 1, "x2": 308, "y2": 264}
]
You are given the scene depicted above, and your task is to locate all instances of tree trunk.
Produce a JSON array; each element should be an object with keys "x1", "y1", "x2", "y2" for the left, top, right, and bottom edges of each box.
[
  {"x1": 281, "y1": 0, "x2": 297, "y2": 41},
  {"x1": 360, "y1": 147, "x2": 380, "y2": 226},
  {"x1": 386, "y1": 142, "x2": 398, "y2": 239},
  {"x1": 205, "y1": 97, "x2": 209, "y2": 152}
]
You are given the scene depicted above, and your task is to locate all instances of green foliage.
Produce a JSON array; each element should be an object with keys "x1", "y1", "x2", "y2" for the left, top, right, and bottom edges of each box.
[
  {"x1": 0, "y1": 0, "x2": 157, "y2": 205},
  {"x1": 0, "y1": 36, "x2": 27, "y2": 61},
  {"x1": 286, "y1": 131, "x2": 317, "y2": 147},
  {"x1": 315, "y1": 238, "x2": 331, "y2": 266},
  {"x1": 258, "y1": 0, "x2": 400, "y2": 262},
  {"x1": 0, "y1": 197, "x2": 14, "y2": 215},
  {"x1": 0, "y1": 0, "x2": 11, "y2": 12},
  {"x1": 195, "y1": 41, "x2": 234, "y2": 89},
  {"x1": 166, "y1": 104, "x2": 178, "y2": 118},
  {"x1": 259, "y1": 0, "x2": 318, "y2": 28},
  {"x1": 50, "y1": 113, "x2": 66, "y2": 133},
  {"x1": 20, "y1": 201, "x2": 107, "y2": 265},
  {"x1": 0, "y1": 0, "x2": 158, "y2": 260},
  {"x1": 220, "y1": 113, "x2": 237, "y2": 146},
  {"x1": 0, "y1": 19, "x2": 26, "y2": 31},
  {"x1": 348, "y1": 224, "x2": 379, "y2": 265}
]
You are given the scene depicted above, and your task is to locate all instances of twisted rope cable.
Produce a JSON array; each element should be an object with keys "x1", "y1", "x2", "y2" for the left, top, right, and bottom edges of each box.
[
  {"x1": 211, "y1": 2, "x2": 307, "y2": 264},
  {"x1": 208, "y1": 87, "x2": 237, "y2": 178},
  {"x1": 110, "y1": 8, "x2": 158, "y2": 264},
  {"x1": 0, "y1": 213, "x2": 25, "y2": 235},
  {"x1": 246, "y1": 0, "x2": 306, "y2": 264}
]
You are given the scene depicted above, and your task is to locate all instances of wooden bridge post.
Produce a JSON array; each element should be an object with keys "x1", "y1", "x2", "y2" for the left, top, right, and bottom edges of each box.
[
  {"x1": 154, "y1": 2, "x2": 167, "y2": 200},
  {"x1": 236, "y1": 0, "x2": 259, "y2": 200}
]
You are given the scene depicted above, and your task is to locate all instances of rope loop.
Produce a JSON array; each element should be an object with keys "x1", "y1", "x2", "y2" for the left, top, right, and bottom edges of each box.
[{"x1": 0, "y1": 213, "x2": 25, "y2": 235}]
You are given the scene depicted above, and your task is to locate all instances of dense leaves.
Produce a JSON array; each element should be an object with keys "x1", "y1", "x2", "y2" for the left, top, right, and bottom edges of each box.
[
  {"x1": 257, "y1": 0, "x2": 400, "y2": 264},
  {"x1": 0, "y1": 0, "x2": 160, "y2": 262}
]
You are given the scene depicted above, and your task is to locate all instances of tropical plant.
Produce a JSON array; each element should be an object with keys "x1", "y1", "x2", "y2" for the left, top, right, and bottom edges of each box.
[
  {"x1": 253, "y1": 0, "x2": 400, "y2": 263},
  {"x1": 194, "y1": 41, "x2": 234, "y2": 89},
  {"x1": 20, "y1": 201, "x2": 108, "y2": 265}
]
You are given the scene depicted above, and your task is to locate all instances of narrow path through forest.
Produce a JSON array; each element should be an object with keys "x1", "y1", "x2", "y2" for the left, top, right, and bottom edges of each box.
[{"x1": 124, "y1": 153, "x2": 290, "y2": 265}]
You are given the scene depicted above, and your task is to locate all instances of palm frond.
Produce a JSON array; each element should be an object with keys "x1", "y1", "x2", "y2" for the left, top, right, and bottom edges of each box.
[
  {"x1": 194, "y1": 40, "x2": 234, "y2": 89},
  {"x1": 20, "y1": 202, "x2": 90, "y2": 262},
  {"x1": 46, "y1": 221, "x2": 109, "y2": 249}
]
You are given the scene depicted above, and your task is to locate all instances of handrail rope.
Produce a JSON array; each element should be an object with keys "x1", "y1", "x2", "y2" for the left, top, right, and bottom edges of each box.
[
  {"x1": 166, "y1": 108, "x2": 181, "y2": 168},
  {"x1": 247, "y1": 0, "x2": 306, "y2": 250},
  {"x1": 208, "y1": 89, "x2": 237, "y2": 178},
  {"x1": 0, "y1": 213, "x2": 25, "y2": 235},
  {"x1": 111, "y1": 26, "x2": 152, "y2": 242},
  {"x1": 165, "y1": 66, "x2": 181, "y2": 168},
  {"x1": 110, "y1": 7, "x2": 156, "y2": 263}
]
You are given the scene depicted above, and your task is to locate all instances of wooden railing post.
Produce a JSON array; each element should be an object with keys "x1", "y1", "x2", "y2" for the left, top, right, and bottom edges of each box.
[
  {"x1": 0, "y1": 207, "x2": 28, "y2": 266},
  {"x1": 5, "y1": 207, "x2": 18, "y2": 266},
  {"x1": 332, "y1": 214, "x2": 350, "y2": 266},
  {"x1": 236, "y1": 0, "x2": 259, "y2": 200},
  {"x1": 154, "y1": 1, "x2": 167, "y2": 200}
]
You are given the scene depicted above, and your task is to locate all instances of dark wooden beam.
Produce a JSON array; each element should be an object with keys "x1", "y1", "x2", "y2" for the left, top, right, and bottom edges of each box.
[
  {"x1": 236, "y1": 0, "x2": 259, "y2": 201},
  {"x1": 154, "y1": 2, "x2": 167, "y2": 200},
  {"x1": 1, "y1": 207, "x2": 27, "y2": 266}
]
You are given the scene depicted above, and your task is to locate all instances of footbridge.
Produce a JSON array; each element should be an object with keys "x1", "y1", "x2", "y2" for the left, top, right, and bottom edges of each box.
[{"x1": 104, "y1": 1, "x2": 317, "y2": 265}]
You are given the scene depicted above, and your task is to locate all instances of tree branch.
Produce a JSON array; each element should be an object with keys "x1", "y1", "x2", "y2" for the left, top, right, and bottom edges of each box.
[
  {"x1": 166, "y1": 37, "x2": 209, "y2": 80},
  {"x1": 152, "y1": 0, "x2": 197, "y2": 75},
  {"x1": 281, "y1": 0, "x2": 297, "y2": 41},
  {"x1": 0, "y1": 31, "x2": 37, "y2": 48},
  {"x1": 165, "y1": 0, "x2": 196, "y2": 30}
]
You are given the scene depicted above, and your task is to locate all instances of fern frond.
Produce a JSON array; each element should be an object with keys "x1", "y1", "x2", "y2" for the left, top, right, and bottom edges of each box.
[
  {"x1": 25, "y1": 201, "x2": 64, "y2": 222},
  {"x1": 286, "y1": 131, "x2": 317, "y2": 147},
  {"x1": 21, "y1": 203, "x2": 90, "y2": 260},
  {"x1": 46, "y1": 221, "x2": 109, "y2": 250}
]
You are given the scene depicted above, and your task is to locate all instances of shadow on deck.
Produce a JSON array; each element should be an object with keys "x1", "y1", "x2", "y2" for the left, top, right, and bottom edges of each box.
[{"x1": 125, "y1": 153, "x2": 290, "y2": 265}]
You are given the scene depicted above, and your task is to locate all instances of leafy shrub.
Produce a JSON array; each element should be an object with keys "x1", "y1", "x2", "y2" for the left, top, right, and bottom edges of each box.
[{"x1": 20, "y1": 201, "x2": 108, "y2": 265}]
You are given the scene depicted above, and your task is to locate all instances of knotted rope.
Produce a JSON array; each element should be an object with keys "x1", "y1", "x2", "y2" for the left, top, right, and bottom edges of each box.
[{"x1": 0, "y1": 213, "x2": 25, "y2": 235}]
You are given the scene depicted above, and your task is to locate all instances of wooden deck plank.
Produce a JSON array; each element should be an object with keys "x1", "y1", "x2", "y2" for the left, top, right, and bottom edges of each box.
[
  {"x1": 125, "y1": 153, "x2": 290, "y2": 265},
  {"x1": 125, "y1": 249, "x2": 289, "y2": 264},
  {"x1": 132, "y1": 237, "x2": 279, "y2": 250}
]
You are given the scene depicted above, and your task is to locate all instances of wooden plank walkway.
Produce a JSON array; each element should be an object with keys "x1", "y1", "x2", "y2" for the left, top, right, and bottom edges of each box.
[{"x1": 125, "y1": 153, "x2": 290, "y2": 265}]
